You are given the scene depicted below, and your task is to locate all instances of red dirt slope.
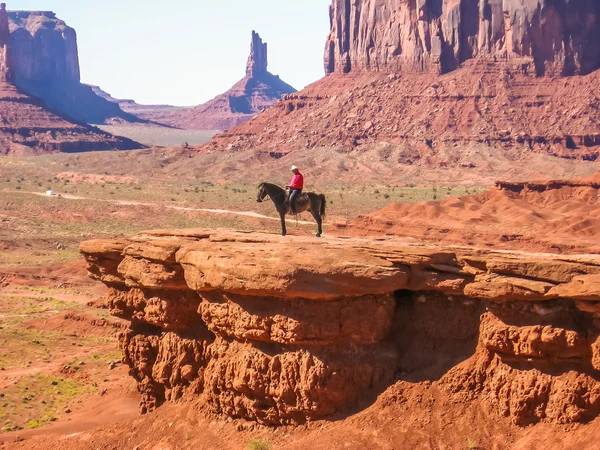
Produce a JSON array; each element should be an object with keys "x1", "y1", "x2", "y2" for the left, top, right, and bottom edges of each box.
[
  {"x1": 339, "y1": 173, "x2": 600, "y2": 254},
  {"x1": 204, "y1": 62, "x2": 600, "y2": 163}
]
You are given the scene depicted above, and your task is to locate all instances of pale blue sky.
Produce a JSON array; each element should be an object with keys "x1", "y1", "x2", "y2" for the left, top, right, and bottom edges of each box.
[{"x1": 13, "y1": 0, "x2": 331, "y2": 105}]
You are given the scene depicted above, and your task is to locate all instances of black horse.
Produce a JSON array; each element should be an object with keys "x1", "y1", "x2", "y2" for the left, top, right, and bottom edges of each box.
[{"x1": 257, "y1": 182, "x2": 326, "y2": 237}]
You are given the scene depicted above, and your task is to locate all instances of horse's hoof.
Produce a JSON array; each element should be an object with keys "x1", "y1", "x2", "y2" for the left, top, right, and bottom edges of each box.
[{"x1": 316, "y1": 234, "x2": 321, "y2": 238}]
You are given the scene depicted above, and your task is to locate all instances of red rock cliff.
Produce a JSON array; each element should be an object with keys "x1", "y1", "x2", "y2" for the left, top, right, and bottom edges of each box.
[{"x1": 324, "y1": 0, "x2": 600, "y2": 76}]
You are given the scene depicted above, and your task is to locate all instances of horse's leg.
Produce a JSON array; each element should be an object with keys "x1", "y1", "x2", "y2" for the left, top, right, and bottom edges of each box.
[
  {"x1": 309, "y1": 208, "x2": 322, "y2": 237},
  {"x1": 280, "y1": 211, "x2": 287, "y2": 236}
]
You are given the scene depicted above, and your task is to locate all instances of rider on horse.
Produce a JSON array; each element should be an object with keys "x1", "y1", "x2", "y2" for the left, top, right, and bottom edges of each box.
[{"x1": 288, "y1": 165, "x2": 304, "y2": 215}]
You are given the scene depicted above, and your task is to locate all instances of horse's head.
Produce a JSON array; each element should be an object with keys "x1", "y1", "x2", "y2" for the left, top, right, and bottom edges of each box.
[{"x1": 256, "y1": 183, "x2": 267, "y2": 203}]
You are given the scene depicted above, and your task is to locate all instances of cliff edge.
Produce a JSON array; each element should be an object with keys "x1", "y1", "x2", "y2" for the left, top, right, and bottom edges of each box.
[{"x1": 81, "y1": 229, "x2": 600, "y2": 427}]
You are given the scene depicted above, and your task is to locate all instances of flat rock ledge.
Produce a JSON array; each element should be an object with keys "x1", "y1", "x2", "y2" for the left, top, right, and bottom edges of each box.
[{"x1": 81, "y1": 230, "x2": 600, "y2": 426}]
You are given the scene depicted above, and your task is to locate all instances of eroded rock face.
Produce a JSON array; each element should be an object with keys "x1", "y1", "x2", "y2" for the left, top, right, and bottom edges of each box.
[
  {"x1": 81, "y1": 230, "x2": 600, "y2": 426},
  {"x1": 325, "y1": 0, "x2": 600, "y2": 76},
  {"x1": 446, "y1": 300, "x2": 600, "y2": 425}
]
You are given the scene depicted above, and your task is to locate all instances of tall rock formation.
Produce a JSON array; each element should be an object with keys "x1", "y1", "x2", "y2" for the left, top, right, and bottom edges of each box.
[
  {"x1": 0, "y1": 3, "x2": 13, "y2": 82},
  {"x1": 246, "y1": 30, "x2": 267, "y2": 77},
  {"x1": 324, "y1": 0, "x2": 600, "y2": 76},
  {"x1": 173, "y1": 31, "x2": 296, "y2": 130},
  {"x1": 8, "y1": 9, "x2": 140, "y2": 124}
]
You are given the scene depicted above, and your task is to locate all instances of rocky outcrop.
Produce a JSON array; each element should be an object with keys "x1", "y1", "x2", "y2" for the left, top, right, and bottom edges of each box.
[
  {"x1": 324, "y1": 0, "x2": 600, "y2": 76},
  {"x1": 0, "y1": 81, "x2": 143, "y2": 155},
  {"x1": 173, "y1": 31, "x2": 296, "y2": 130},
  {"x1": 7, "y1": 8, "x2": 140, "y2": 124},
  {"x1": 203, "y1": 66, "x2": 600, "y2": 163},
  {"x1": 81, "y1": 229, "x2": 600, "y2": 426}
]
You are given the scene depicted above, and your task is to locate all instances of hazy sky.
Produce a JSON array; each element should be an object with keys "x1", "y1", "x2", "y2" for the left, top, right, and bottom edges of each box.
[{"x1": 14, "y1": 0, "x2": 332, "y2": 106}]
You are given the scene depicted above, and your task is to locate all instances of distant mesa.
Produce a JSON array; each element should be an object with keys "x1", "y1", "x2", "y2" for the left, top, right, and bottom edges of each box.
[
  {"x1": 7, "y1": 6, "x2": 140, "y2": 125},
  {"x1": 172, "y1": 30, "x2": 297, "y2": 131},
  {"x1": 0, "y1": 3, "x2": 143, "y2": 156},
  {"x1": 0, "y1": 3, "x2": 12, "y2": 83},
  {"x1": 87, "y1": 84, "x2": 192, "y2": 126}
]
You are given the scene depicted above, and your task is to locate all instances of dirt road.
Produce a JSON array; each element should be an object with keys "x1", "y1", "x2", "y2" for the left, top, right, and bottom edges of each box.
[{"x1": 24, "y1": 191, "x2": 315, "y2": 225}]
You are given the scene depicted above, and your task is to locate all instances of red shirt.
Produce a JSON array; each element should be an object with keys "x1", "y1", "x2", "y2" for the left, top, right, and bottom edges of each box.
[{"x1": 289, "y1": 173, "x2": 304, "y2": 189}]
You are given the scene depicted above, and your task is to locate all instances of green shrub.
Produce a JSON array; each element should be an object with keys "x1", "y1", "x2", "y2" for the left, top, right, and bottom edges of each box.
[{"x1": 247, "y1": 439, "x2": 271, "y2": 450}]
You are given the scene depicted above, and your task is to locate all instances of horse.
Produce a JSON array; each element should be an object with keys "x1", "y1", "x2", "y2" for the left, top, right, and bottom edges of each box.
[{"x1": 256, "y1": 182, "x2": 326, "y2": 237}]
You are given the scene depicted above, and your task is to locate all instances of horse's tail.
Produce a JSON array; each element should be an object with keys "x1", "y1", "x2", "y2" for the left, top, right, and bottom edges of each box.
[{"x1": 319, "y1": 194, "x2": 326, "y2": 221}]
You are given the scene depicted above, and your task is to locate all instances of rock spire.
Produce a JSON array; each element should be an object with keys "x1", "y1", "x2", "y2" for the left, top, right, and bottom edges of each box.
[{"x1": 246, "y1": 30, "x2": 268, "y2": 77}]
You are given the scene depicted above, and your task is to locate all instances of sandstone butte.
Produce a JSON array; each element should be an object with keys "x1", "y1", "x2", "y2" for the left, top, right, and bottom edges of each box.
[
  {"x1": 0, "y1": 3, "x2": 142, "y2": 155},
  {"x1": 203, "y1": 0, "x2": 600, "y2": 169},
  {"x1": 172, "y1": 31, "x2": 297, "y2": 130},
  {"x1": 80, "y1": 229, "x2": 600, "y2": 428},
  {"x1": 7, "y1": 8, "x2": 139, "y2": 124}
]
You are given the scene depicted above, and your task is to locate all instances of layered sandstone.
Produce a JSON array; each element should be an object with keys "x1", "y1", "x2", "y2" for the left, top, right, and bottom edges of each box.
[
  {"x1": 8, "y1": 8, "x2": 139, "y2": 124},
  {"x1": 324, "y1": 0, "x2": 600, "y2": 76},
  {"x1": 81, "y1": 229, "x2": 600, "y2": 426},
  {"x1": 246, "y1": 31, "x2": 267, "y2": 77},
  {"x1": 0, "y1": 81, "x2": 142, "y2": 155},
  {"x1": 174, "y1": 31, "x2": 296, "y2": 130}
]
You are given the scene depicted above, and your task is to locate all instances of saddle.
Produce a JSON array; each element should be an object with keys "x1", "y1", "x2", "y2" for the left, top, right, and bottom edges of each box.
[{"x1": 285, "y1": 188, "x2": 309, "y2": 208}]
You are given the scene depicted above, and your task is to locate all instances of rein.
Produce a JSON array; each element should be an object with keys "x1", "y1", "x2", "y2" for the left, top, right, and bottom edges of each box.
[
  {"x1": 261, "y1": 185, "x2": 286, "y2": 202},
  {"x1": 266, "y1": 191, "x2": 285, "y2": 200}
]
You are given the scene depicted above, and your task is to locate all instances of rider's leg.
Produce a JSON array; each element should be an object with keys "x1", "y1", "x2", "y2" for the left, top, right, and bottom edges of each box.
[{"x1": 290, "y1": 189, "x2": 298, "y2": 214}]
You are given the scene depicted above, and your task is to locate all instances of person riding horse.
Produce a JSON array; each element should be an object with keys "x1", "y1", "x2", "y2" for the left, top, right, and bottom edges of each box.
[{"x1": 288, "y1": 165, "x2": 304, "y2": 215}]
